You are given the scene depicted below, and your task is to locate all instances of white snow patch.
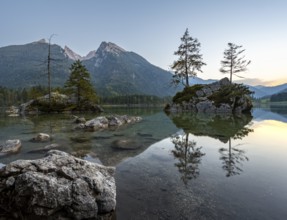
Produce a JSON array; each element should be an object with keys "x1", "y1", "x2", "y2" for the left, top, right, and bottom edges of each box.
[
  {"x1": 64, "y1": 46, "x2": 83, "y2": 60},
  {"x1": 64, "y1": 46, "x2": 97, "y2": 61},
  {"x1": 82, "y1": 50, "x2": 96, "y2": 60},
  {"x1": 97, "y1": 42, "x2": 126, "y2": 56}
]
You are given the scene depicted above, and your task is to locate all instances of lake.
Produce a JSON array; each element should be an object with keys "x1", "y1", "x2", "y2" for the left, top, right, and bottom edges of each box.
[{"x1": 1, "y1": 107, "x2": 287, "y2": 219}]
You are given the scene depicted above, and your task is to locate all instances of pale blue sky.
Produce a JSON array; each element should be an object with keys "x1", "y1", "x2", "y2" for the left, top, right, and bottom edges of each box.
[{"x1": 1, "y1": 0, "x2": 287, "y2": 85}]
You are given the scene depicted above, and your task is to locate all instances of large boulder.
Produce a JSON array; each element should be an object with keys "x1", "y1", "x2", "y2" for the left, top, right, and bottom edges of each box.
[
  {"x1": 165, "y1": 78, "x2": 253, "y2": 114},
  {"x1": 0, "y1": 150, "x2": 116, "y2": 219},
  {"x1": 85, "y1": 116, "x2": 110, "y2": 130},
  {"x1": 0, "y1": 139, "x2": 21, "y2": 154}
]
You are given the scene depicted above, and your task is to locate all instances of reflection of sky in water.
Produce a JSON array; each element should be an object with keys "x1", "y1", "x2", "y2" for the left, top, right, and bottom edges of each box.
[
  {"x1": 116, "y1": 109, "x2": 287, "y2": 220},
  {"x1": 1, "y1": 107, "x2": 287, "y2": 219}
]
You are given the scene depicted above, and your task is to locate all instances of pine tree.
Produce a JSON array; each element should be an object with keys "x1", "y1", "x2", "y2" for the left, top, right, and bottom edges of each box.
[
  {"x1": 65, "y1": 60, "x2": 97, "y2": 109},
  {"x1": 171, "y1": 28, "x2": 206, "y2": 87},
  {"x1": 220, "y1": 43, "x2": 251, "y2": 83}
]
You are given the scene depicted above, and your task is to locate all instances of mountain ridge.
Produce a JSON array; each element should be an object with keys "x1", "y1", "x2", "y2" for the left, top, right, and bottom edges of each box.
[
  {"x1": 0, "y1": 40, "x2": 179, "y2": 97},
  {"x1": 0, "y1": 40, "x2": 286, "y2": 98}
]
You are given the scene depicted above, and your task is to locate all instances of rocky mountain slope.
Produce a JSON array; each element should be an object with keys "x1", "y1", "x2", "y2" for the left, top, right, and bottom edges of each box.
[{"x1": 0, "y1": 40, "x2": 178, "y2": 97}]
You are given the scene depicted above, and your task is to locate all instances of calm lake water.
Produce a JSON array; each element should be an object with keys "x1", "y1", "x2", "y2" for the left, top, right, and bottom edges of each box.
[{"x1": 1, "y1": 106, "x2": 287, "y2": 219}]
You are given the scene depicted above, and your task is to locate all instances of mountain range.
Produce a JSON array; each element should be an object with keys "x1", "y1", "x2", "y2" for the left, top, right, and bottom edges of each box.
[
  {"x1": 248, "y1": 84, "x2": 287, "y2": 98},
  {"x1": 0, "y1": 40, "x2": 286, "y2": 98},
  {"x1": 0, "y1": 40, "x2": 179, "y2": 97}
]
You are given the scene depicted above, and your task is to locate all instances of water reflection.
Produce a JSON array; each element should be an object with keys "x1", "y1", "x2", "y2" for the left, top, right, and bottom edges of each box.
[
  {"x1": 168, "y1": 113, "x2": 253, "y2": 180},
  {"x1": 0, "y1": 110, "x2": 179, "y2": 166},
  {"x1": 168, "y1": 113, "x2": 253, "y2": 143},
  {"x1": 219, "y1": 139, "x2": 249, "y2": 177},
  {"x1": 270, "y1": 105, "x2": 287, "y2": 117},
  {"x1": 171, "y1": 133, "x2": 205, "y2": 184}
]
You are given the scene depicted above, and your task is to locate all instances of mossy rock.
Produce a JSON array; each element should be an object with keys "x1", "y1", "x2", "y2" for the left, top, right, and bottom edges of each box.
[{"x1": 172, "y1": 84, "x2": 204, "y2": 104}]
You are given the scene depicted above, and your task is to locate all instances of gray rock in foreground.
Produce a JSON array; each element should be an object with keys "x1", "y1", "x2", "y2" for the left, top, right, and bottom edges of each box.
[{"x1": 0, "y1": 150, "x2": 116, "y2": 219}]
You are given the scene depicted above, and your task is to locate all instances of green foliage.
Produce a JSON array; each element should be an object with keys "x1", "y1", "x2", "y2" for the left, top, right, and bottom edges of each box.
[
  {"x1": 27, "y1": 85, "x2": 48, "y2": 100},
  {"x1": 172, "y1": 84, "x2": 204, "y2": 103},
  {"x1": 171, "y1": 28, "x2": 206, "y2": 87},
  {"x1": 0, "y1": 87, "x2": 29, "y2": 107},
  {"x1": 32, "y1": 92, "x2": 74, "y2": 112},
  {"x1": 208, "y1": 83, "x2": 253, "y2": 107},
  {"x1": 101, "y1": 94, "x2": 171, "y2": 106},
  {"x1": 270, "y1": 92, "x2": 287, "y2": 102},
  {"x1": 65, "y1": 60, "x2": 98, "y2": 110},
  {"x1": 0, "y1": 41, "x2": 71, "y2": 88}
]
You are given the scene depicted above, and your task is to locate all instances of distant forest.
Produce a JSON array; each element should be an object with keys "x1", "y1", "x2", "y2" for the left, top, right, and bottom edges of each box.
[
  {"x1": 270, "y1": 92, "x2": 287, "y2": 102},
  {"x1": 0, "y1": 86, "x2": 171, "y2": 107}
]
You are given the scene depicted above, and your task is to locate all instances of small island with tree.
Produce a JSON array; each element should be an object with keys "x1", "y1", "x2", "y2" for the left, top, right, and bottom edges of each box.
[
  {"x1": 165, "y1": 28, "x2": 253, "y2": 114},
  {"x1": 19, "y1": 60, "x2": 103, "y2": 115}
]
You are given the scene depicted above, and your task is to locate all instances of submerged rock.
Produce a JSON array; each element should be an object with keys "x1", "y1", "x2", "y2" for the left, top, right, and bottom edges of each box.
[
  {"x1": 28, "y1": 143, "x2": 60, "y2": 154},
  {"x1": 31, "y1": 133, "x2": 51, "y2": 142},
  {"x1": 72, "y1": 115, "x2": 86, "y2": 124},
  {"x1": 0, "y1": 139, "x2": 21, "y2": 154},
  {"x1": 0, "y1": 150, "x2": 116, "y2": 219},
  {"x1": 112, "y1": 139, "x2": 143, "y2": 150}
]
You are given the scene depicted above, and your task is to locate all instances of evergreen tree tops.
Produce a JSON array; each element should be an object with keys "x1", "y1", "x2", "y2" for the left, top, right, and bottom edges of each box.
[
  {"x1": 171, "y1": 28, "x2": 206, "y2": 88},
  {"x1": 64, "y1": 60, "x2": 98, "y2": 110}
]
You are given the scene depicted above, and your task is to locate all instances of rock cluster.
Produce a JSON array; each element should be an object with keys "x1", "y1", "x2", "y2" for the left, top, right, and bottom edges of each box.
[
  {"x1": 0, "y1": 150, "x2": 116, "y2": 219},
  {"x1": 5, "y1": 106, "x2": 19, "y2": 117},
  {"x1": 165, "y1": 78, "x2": 253, "y2": 114},
  {"x1": 74, "y1": 115, "x2": 142, "y2": 131}
]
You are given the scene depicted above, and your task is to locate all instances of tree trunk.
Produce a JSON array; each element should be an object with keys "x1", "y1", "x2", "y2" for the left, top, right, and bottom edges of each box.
[
  {"x1": 47, "y1": 43, "x2": 51, "y2": 110},
  {"x1": 185, "y1": 74, "x2": 189, "y2": 87},
  {"x1": 77, "y1": 86, "x2": 80, "y2": 109}
]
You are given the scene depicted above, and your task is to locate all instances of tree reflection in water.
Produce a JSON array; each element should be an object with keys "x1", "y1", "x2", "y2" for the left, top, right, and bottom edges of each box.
[
  {"x1": 219, "y1": 139, "x2": 249, "y2": 177},
  {"x1": 168, "y1": 112, "x2": 253, "y2": 180},
  {"x1": 171, "y1": 133, "x2": 205, "y2": 184},
  {"x1": 219, "y1": 125, "x2": 253, "y2": 177}
]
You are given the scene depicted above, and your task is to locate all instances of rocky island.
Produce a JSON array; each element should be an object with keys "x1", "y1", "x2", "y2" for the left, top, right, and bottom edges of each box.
[
  {"x1": 19, "y1": 92, "x2": 103, "y2": 115},
  {"x1": 165, "y1": 78, "x2": 253, "y2": 114}
]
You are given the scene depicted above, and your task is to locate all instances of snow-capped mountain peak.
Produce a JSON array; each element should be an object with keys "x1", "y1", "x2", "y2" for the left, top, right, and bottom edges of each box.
[
  {"x1": 82, "y1": 50, "x2": 96, "y2": 60},
  {"x1": 64, "y1": 46, "x2": 82, "y2": 61},
  {"x1": 97, "y1": 41, "x2": 126, "y2": 56}
]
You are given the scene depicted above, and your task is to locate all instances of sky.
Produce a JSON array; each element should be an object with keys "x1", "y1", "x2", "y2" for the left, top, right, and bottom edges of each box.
[{"x1": 1, "y1": 0, "x2": 287, "y2": 86}]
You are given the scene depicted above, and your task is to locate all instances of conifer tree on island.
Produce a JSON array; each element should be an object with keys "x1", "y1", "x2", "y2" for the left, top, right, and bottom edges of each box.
[
  {"x1": 220, "y1": 43, "x2": 251, "y2": 83},
  {"x1": 65, "y1": 60, "x2": 97, "y2": 110},
  {"x1": 171, "y1": 28, "x2": 206, "y2": 88}
]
